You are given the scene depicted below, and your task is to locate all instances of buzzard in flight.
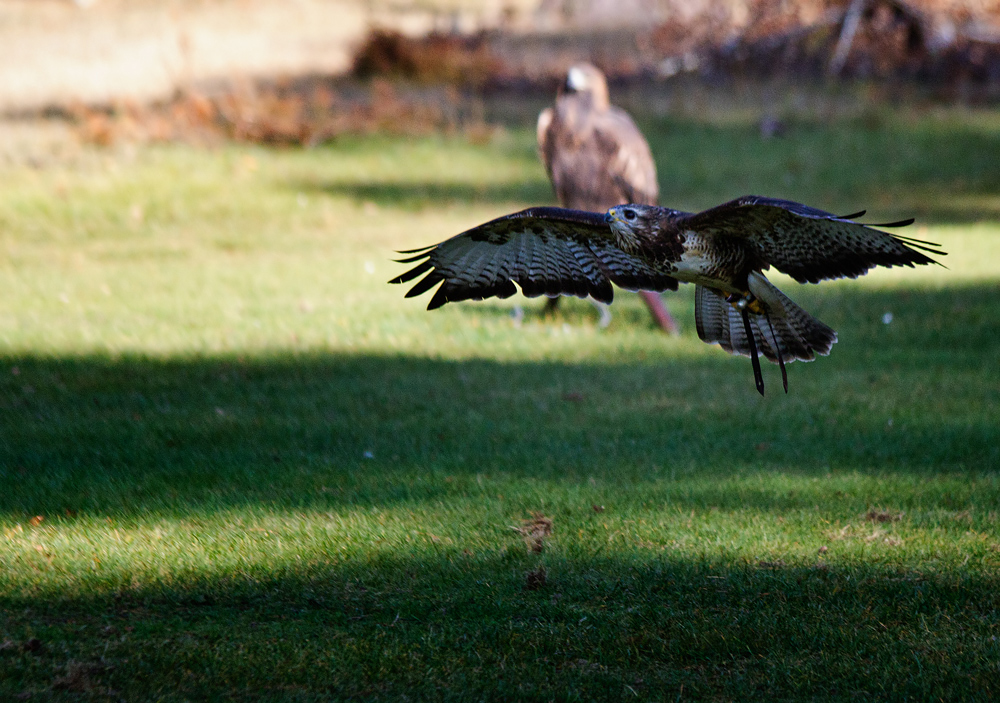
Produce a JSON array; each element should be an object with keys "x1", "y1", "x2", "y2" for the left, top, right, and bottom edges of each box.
[
  {"x1": 536, "y1": 63, "x2": 677, "y2": 333},
  {"x1": 389, "y1": 196, "x2": 944, "y2": 395}
]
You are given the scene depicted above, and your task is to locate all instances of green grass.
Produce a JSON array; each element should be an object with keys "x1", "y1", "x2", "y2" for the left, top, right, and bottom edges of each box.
[{"x1": 1, "y1": 105, "x2": 1000, "y2": 700}]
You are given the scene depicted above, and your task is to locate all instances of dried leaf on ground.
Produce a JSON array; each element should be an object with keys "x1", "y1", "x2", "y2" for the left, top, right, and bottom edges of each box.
[
  {"x1": 866, "y1": 509, "x2": 904, "y2": 523},
  {"x1": 515, "y1": 513, "x2": 553, "y2": 553}
]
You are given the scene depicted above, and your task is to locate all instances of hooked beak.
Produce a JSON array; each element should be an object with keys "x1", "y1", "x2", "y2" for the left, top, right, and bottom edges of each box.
[{"x1": 604, "y1": 208, "x2": 617, "y2": 224}]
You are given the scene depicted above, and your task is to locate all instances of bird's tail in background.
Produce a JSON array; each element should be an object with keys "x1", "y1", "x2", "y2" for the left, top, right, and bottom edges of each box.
[{"x1": 694, "y1": 272, "x2": 837, "y2": 364}]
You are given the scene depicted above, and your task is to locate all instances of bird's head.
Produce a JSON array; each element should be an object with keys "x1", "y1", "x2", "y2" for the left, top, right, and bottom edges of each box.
[
  {"x1": 605, "y1": 204, "x2": 660, "y2": 252},
  {"x1": 562, "y1": 63, "x2": 609, "y2": 110}
]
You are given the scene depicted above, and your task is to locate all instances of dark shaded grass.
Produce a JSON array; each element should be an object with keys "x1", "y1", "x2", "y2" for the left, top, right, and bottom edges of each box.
[
  {"x1": 3, "y1": 554, "x2": 999, "y2": 701},
  {"x1": 2, "y1": 284, "x2": 999, "y2": 700},
  {"x1": 2, "y1": 284, "x2": 997, "y2": 516}
]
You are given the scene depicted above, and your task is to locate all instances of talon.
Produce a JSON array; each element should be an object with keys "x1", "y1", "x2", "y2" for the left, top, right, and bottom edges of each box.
[{"x1": 741, "y1": 307, "x2": 765, "y2": 396}]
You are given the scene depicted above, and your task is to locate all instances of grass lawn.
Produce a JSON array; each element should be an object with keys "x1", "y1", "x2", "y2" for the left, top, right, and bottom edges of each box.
[{"x1": 1, "y1": 101, "x2": 1000, "y2": 700}]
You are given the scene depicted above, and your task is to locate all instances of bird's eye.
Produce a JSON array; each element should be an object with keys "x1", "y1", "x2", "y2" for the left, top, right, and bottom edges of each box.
[{"x1": 623, "y1": 209, "x2": 637, "y2": 221}]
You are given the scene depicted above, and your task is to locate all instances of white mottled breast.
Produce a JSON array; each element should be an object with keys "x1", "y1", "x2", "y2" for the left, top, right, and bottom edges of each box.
[{"x1": 670, "y1": 231, "x2": 743, "y2": 293}]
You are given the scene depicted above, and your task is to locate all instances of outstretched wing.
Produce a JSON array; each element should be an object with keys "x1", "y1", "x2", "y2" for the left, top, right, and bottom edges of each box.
[
  {"x1": 389, "y1": 207, "x2": 679, "y2": 310},
  {"x1": 681, "y1": 195, "x2": 945, "y2": 284}
]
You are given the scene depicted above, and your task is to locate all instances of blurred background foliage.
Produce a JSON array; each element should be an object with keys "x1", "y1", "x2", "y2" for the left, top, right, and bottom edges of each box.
[{"x1": 4, "y1": 0, "x2": 1000, "y2": 149}]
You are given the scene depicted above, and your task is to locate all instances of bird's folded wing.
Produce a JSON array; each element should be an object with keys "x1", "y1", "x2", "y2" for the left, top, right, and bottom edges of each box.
[
  {"x1": 389, "y1": 206, "x2": 679, "y2": 310},
  {"x1": 681, "y1": 195, "x2": 945, "y2": 284},
  {"x1": 599, "y1": 107, "x2": 659, "y2": 206},
  {"x1": 536, "y1": 107, "x2": 555, "y2": 182}
]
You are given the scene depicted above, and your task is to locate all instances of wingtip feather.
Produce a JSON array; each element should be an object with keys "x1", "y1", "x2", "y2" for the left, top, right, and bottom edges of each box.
[
  {"x1": 404, "y1": 271, "x2": 444, "y2": 299},
  {"x1": 390, "y1": 261, "x2": 434, "y2": 285},
  {"x1": 837, "y1": 210, "x2": 867, "y2": 220},
  {"x1": 871, "y1": 217, "x2": 916, "y2": 228},
  {"x1": 396, "y1": 244, "x2": 437, "y2": 255}
]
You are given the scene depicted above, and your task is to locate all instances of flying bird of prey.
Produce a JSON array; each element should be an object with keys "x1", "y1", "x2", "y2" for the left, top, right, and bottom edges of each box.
[
  {"x1": 536, "y1": 62, "x2": 677, "y2": 334},
  {"x1": 389, "y1": 196, "x2": 944, "y2": 395}
]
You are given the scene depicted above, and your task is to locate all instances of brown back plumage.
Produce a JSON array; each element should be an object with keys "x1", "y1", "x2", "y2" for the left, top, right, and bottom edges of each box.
[{"x1": 537, "y1": 63, "x2": 659, "y2": 210}]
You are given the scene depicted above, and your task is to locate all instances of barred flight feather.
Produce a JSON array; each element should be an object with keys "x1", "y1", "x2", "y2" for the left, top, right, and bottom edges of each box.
[{"x1": 392, "y1": 197, "x2": 940, "y2": 394}]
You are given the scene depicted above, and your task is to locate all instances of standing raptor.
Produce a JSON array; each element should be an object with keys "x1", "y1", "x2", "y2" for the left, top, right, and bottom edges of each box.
[
  {"x1": 536, "y1": 63, "x2": 677, "y2": 333},
  {"x1": 389, "y1": 196, "x2": 944, "y2": 395}
]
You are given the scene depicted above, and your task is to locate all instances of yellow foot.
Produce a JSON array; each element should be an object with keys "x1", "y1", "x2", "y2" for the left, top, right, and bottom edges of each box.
[{"x1": 725, "y1": 293, "x2": 766, "y2": 315}]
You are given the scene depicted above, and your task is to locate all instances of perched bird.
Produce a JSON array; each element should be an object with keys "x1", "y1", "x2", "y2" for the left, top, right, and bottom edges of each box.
[
  {"x1": 536, "y1": 63, "x2": 677, "y2": 333},
  {"x1": 390, "y1": 196, "x2": 944, "y2": 395}
]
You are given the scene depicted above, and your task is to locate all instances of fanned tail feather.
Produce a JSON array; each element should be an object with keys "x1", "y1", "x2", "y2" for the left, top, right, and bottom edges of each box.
[{"x1": 694, "y1": 273, "x2": 838, "y2": 373}]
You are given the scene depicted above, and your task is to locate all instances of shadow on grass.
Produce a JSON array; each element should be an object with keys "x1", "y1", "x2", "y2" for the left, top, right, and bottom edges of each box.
[
  {"x1": 1, "y1": 284, "x2": 997, "y2": 519},
  {"x1": 2, "y1": 550, "x2": 998, "y2": 699}
]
